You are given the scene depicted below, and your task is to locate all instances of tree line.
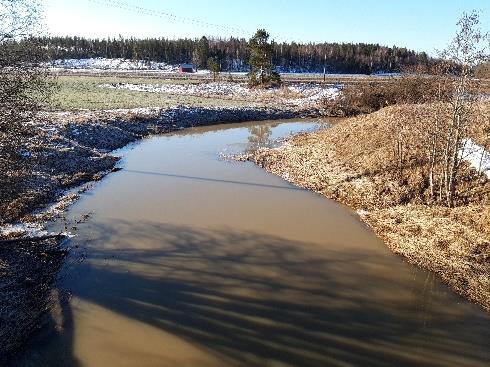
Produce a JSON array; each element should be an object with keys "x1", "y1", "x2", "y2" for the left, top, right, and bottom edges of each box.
[{"x1": 30, "y1": 35, "x2": 433, "y2": 74}]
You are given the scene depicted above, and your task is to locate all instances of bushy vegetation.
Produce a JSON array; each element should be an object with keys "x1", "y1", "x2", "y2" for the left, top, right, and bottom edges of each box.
[
  {"x1": 0, "y1": 0, "x2": 54, "y2": 224},
  {"x1": 327, "y1": 70, "x2": 452, "y2": 115}
]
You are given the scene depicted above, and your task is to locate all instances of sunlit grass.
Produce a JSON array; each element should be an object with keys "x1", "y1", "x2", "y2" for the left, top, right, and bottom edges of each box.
[{"x1": 51, "y1": 75, "x2": 247, "y2": 111}]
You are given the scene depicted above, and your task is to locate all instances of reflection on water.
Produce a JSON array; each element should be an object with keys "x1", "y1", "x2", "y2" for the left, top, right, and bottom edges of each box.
[
  {"x1": 247, "y1": 124, "x2": 274, "y2": 151},
  {"x1": 15, "y1": 120, "x2": 490, "y2": 367}
]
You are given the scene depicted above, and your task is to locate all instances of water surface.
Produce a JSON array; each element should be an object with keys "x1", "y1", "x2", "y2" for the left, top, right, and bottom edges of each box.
[{"x1": 18, "y1": 120, "x2": 490, "y2": 367}]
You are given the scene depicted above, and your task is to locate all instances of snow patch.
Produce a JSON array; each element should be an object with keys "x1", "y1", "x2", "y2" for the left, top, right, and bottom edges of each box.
[
  {"x1": 461, "y1": 139, "x2": 490, "y2": 178},
  {"x1": 0, "y1": 222, "x2": 46, "y2": 238},
  {"x1": 47, "y1": 58, "x2": 176, "y2": 72},
  {"x1": 101, "y1": 82, "x2": 340, "y2": 107}
]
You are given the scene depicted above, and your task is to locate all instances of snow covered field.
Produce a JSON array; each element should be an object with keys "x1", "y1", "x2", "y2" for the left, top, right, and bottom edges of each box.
[
  {"x1": 100, "y1": 82, "x2": 339, "y2": 107},
  {"x1": 48, "y1": 58, "x2": 176, "y2": 72}
]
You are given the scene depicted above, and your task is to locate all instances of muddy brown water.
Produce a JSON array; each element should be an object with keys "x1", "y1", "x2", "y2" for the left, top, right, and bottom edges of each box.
[{"x1": 16, "y1": 120, "x2": 490, "y2": 367}]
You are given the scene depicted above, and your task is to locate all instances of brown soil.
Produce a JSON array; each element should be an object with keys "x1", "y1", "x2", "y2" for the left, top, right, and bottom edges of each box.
[{"x1": 0, "y1": 237, "x2": 66, "y2": 363}]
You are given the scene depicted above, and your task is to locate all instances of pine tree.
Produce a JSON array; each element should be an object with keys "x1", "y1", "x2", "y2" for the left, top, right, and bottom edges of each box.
[
  {"x1": 247, "y1": 29, "x2": 280, "y2": 86},
  {"x1": 192, "y1": 36, "x2": 209, "y2": 69},
  {"x1": 207, "y1": 57, "x2": 220, "y2": 81}
]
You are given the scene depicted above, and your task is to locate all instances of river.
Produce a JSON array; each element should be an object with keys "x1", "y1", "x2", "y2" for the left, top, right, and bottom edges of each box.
[{"x1": 16, "y1": 119, "x2": 490, "y2": 367}]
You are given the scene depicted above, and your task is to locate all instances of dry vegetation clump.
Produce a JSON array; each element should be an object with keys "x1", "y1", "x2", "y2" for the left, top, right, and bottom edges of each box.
[
  {"x1": 471, "y1": 102, "x2": 490, "y2": 148},
  {"x1": 247, "y1": 103, "x2": 490, "y2": 311},
  {"x1": 324, "y1": 69, "x2": 451, "y2": 116},
  {"x1": 276, "y1": 85, "x2": 303, "y2": 99},
  {"x1": 475, "y1": 62, "x2": 490, "y2": 79}
]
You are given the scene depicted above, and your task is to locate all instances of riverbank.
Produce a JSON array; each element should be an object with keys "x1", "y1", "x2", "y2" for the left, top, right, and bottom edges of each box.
[
  {"x1": 13, "y1": 118, "x2": 490, "y2": 366},
  {"x1": 1, "y1": 105, "x2": 319, "y2": 226},
  {"x1": 240, "y1": 104, "x2": 490, "y2": 312},
  {"x1": 0, "y1": 236, "x2": 66, "y2": 363},
  {"x1": 0, "y1": 104, "x2": 324, "y2": 363}
]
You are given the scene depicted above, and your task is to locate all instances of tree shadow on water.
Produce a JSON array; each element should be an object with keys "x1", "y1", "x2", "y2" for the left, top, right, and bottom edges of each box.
[{"x1": 21, "y1": 221, "x2": 490, "y2": 366}]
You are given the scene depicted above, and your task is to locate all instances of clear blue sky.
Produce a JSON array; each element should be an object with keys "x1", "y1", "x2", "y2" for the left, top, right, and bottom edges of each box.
[{"x1": 43, "y1": 0, "x2": 489, "y2": 55}]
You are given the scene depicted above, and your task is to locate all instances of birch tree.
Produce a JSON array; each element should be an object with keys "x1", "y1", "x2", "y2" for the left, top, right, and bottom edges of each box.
[
  {"x1": 440, "y1": 11, "x2": 488, "y2": 207},
  {"x1": 385, "y1": 12, "x2": 488, "y2": 206}
]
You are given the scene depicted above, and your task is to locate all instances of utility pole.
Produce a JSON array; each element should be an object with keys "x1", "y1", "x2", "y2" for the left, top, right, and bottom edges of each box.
[
  {"x1": 323, "y1": 53, "x2": 327, "y2": 82},
  {"x1": 261, "y1": 51, "x2": 266, "y2": 85}
]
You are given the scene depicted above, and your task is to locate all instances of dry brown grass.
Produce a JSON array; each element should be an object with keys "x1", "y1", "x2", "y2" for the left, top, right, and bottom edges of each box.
[
  {"x1": 246, "y1": 104, "x2": 490, "y2": 311},
  {"x1": 362, "y1": 205, "x2": 489, "y2": 312}
]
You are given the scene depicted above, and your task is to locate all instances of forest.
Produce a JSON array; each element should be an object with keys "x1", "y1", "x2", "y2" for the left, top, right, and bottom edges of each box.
[{"x1": 32, "y1": 35, "x2": 433, "y2": 74}]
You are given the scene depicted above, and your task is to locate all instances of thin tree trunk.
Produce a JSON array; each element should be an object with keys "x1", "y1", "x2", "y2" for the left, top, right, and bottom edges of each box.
[
  {"x1": 447, "y1": 113, "x2": 462, "y2": 208},
  {"x1": 428, "y1": 110, "x2": 440, "y2": 201},
  {"x1": 478, "y1": 148, "x2": 486, "y2": 175},
  {"x1": 442, "y1": 114, "x2": 454, "y2": 205}
]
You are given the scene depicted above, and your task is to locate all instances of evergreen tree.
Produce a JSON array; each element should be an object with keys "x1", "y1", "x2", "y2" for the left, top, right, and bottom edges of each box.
[
  {"x1": 192, "y1": 36, "x2": 209, "y2": 69},
  {"x1": 247, "y1": 29, "x2": 280, "y2": 86},
  {"x1": 207, "y1": 57, "x2": 220, "y2": 81}
]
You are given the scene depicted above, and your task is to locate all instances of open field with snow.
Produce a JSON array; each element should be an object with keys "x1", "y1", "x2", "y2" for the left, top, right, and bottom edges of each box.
[
  {"x1": 101, "y1": 81, "x2": 339, "y2": 108},
  {"x1": 47, "y1": 57, "x2": 391, "y2": 75},
  {"x1": 54, "y1": 75, "x2": 250, "y2": 110},
  {"x1": 48, "y1": 58, "x2": 177, "y2": 72},
  {"x1": 53, "y1": 74, "x2": 339, "y2": 110}
]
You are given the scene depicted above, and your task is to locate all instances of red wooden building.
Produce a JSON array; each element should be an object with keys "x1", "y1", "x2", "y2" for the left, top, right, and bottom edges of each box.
[{"x1": 179, "y1": 63, "x2": 194, "y2": 73}]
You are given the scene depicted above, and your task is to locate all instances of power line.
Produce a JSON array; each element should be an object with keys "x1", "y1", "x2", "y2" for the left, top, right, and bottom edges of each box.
[
  {"x1": 85, "y1": 0, "x2": 295, "y2": 44},
  {"x1": 86, "y1": 0, "x2": 252, "y2": 38}
]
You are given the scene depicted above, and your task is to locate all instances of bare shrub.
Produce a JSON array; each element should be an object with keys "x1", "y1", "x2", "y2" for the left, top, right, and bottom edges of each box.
[
  {"x1": 0, "y1": 0, "x2": 54, "y2": 224},
  {"x1": 403, "y1": 11, "x2": 490, "y2": 207},
  {"x1": 327, "y1": 65, "x2": 453, "y2": 116}
]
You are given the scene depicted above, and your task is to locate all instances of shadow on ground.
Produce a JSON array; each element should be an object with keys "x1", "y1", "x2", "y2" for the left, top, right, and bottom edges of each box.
[{"x1": 13, "y1": 221, "x2": 490, "y2": 367}]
